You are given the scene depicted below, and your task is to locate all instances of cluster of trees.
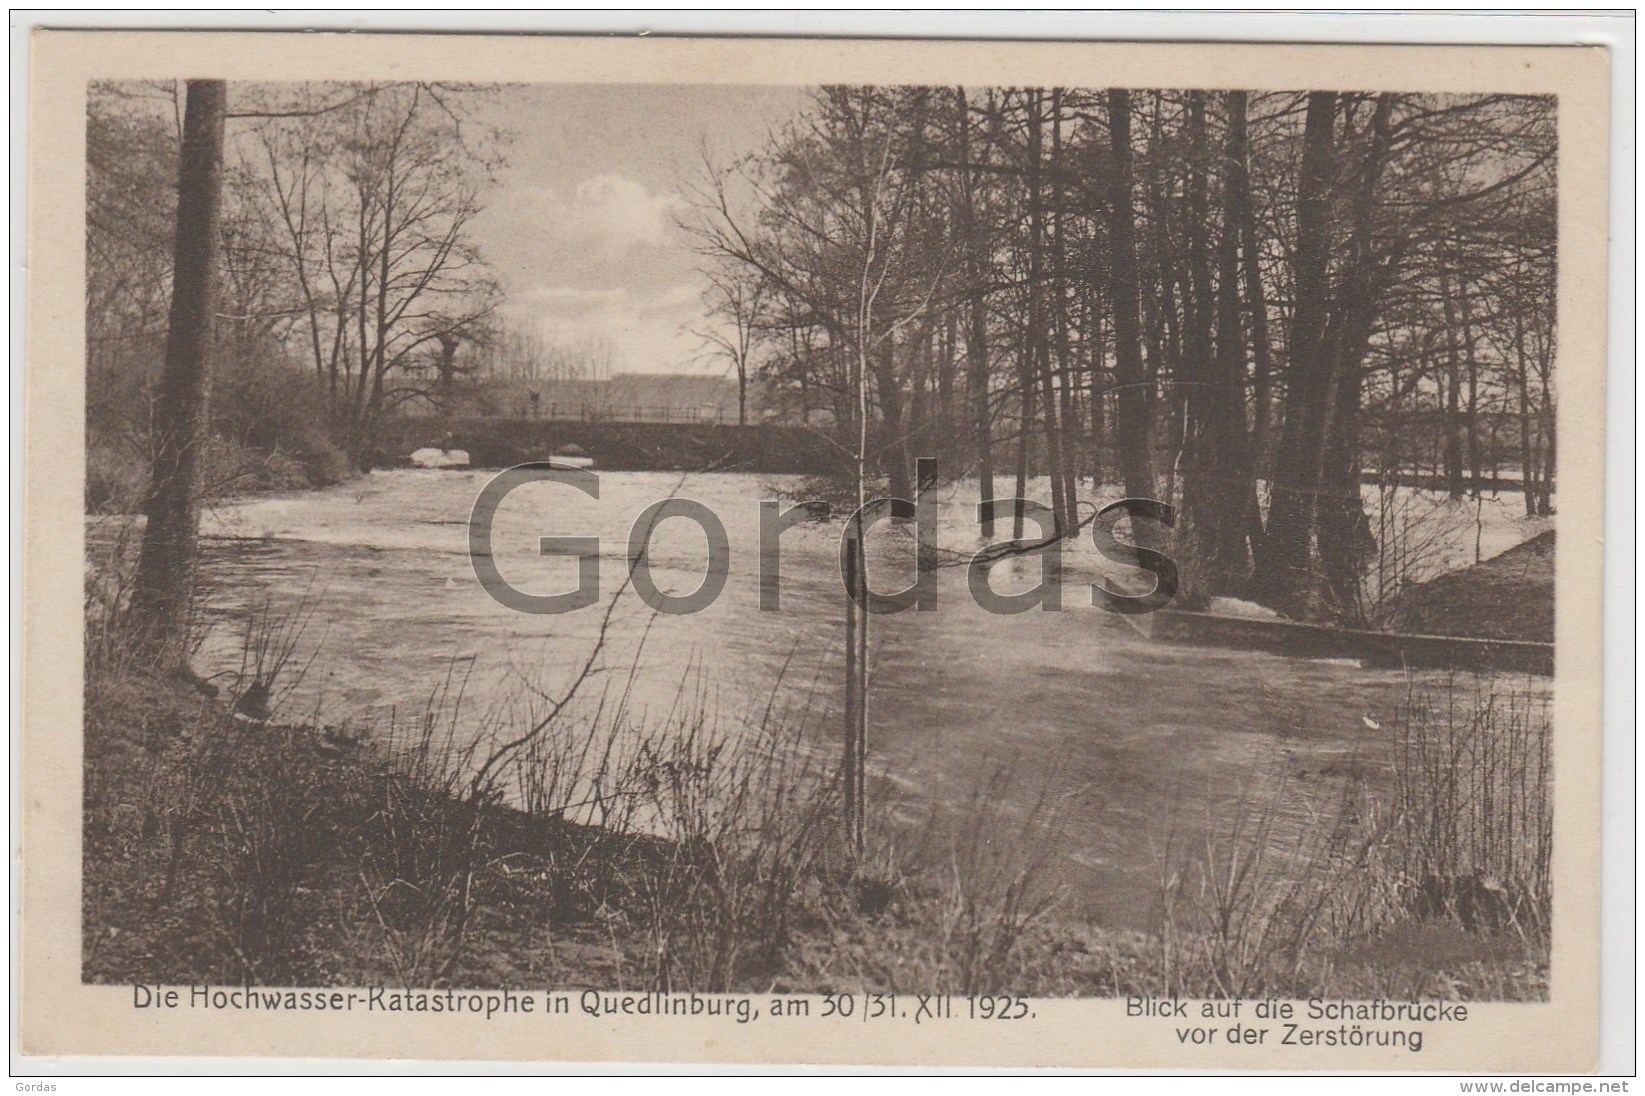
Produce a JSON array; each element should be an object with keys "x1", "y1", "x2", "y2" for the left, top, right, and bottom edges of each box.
[
  {"x1": 469, "y1": 323, "x2": 614, "y2": 385},
  {"x1": 461, "y1": 322, "x2": 618, "y2": 418},
  {"x1": 92, "y1": 79, "x2": 504, "y2": 661},
  {"x1": 691, "y1": 86, "x2": 1556, "y2": 621},
  {"x1": 87, "y1": 79, "x2": 503, "y2": 478}
]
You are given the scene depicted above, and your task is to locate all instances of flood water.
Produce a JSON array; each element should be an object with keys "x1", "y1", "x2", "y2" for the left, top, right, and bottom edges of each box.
[{"x1": 167, "y1": 468, "x2": 1547, "y2": 930}]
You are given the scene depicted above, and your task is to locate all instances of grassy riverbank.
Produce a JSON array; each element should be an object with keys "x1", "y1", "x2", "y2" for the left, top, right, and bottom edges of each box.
[
  {"x1": 1395, "y1": 531, "x2": 1555, "y2": 642},
  {"x1": 84, "y1": 625, "x2": 1551, "y2": 1000}
]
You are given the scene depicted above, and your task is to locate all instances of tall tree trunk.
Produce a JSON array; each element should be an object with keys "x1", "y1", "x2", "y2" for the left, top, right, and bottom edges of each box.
[
  {"x1": 1537, "y1": 380, "x2": 1556, "y2": 515},
  {"x1": 1439, "y1": 269, "x2": 1466, "y2": 498},
  {"x1": 1460, "y1": 273, "x2": 1481, "y2": 493},
  {"x1": 968, "y1": 283, "x2": 995, "y2": 532},
  {"x1": 1049, "y1": 88, "x2": 1081, "y2": 525},
  {"x1": 1513, "y1": 273, "x2": 1536, "y2": 516},
  {"x1": 1025, "y1": 89, "x2": 1068, "y2": 532},
  {"x1": 909, "y1": 323, "x2": 930, "y2": 466},
  {"x1": 1104, "y1": 89, "x2": 1159, "y2": 534},
  {"x1": 1177, "y1": 92, "x2": 1223, "y2": 601},
  {"x1": 1198, "y1": 91, "x2": 1261, "y2": 590},
  {"x1": 1318, "y1": 361, "x2": 1370, "y2": 619},
  {"x1": 1256, "y1": 92, "x2": 1337, "y2": 615},
  {"x1": 1143, "y1": 94, "x2": 1183, "y2": 509},
  {"x1": 1013, "y1": 320, "x2": 1034, "y2": 540},
  {"x1": 842, "y1": 536, "x2": 861, "y2": 849},
  {"x1": 845, "y1": 235, "x2": 877, "y2": 854},
  {"x1": 1182, "y1": 92, "x2": 1215, "y2": 423},
  {"x1": 937, "y1": 309, "x2": 956, "y2": 449},
  {"x1": 129, "y1": 79, "x2": 228, "y2": 666},
  {"x1": 1087, "y1": 283, "x2": 1108, "y2": 484},
  {"x1": 1222, "y1": 91, "x2": 1271, "y2": 560},
  {"x1": 1317, "y1": 93, "x2": 1395, "y2": 622},
  {"x1": 871, "y1": 345, "x2": 913, "y2": 502},
  {"x1": 955, "y1": 89, "x2": 996, "y2": 535}
]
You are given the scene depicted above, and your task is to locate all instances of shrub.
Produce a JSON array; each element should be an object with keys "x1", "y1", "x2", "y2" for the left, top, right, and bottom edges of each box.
[
  {"x1": 211, "y1": 357, "x2": 352, "y2": 487},
  {"x1": 1148, "y1": 672, "x2": 1552, "y2": 999},
  {"x1": 85, "y1": 345, "x2": 356, "y2": 513},
  {"x1": 86, "y1": 434, "x2": 149, "y2": 514}
]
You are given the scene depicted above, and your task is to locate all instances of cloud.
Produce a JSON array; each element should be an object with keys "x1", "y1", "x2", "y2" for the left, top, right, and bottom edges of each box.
[
  {"x1": 472, "y1": 171, "x2": 709, "y2": 373},
  {"x1": 503, "y1": 281, "x2": 711, "y2": 374},
  {"x1": 498, "y1": 174, "x2": 684, "y2": 263},
  {"x1": 568, "y1": 174, "x2": 684, "y2": 256}
]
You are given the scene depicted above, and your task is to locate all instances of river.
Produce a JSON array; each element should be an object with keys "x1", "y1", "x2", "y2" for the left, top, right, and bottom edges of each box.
[{"x1": 173, "y1": 468, "x2": 1546, "y2": 930}]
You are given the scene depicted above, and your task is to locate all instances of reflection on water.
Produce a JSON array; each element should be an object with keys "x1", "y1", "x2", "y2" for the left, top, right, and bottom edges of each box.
[{"x1": 128, "y1": 469, "x2": 1548, "y2": 930}]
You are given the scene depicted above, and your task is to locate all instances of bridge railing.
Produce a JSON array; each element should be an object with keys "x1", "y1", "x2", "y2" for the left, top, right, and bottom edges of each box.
[{"x1": 512, "y1": 403, "x2": 742, "y2": 425}]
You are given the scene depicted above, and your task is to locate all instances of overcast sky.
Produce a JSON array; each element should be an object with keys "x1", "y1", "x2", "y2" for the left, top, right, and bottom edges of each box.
[{"x1": 469, "y1": 84, "x2": 809, "y2": 376}]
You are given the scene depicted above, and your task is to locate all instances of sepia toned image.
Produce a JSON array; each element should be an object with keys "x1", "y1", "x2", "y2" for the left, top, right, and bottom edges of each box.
[{"x1": 22, "y1": 29, "x2": 1614, "y2": 1071}]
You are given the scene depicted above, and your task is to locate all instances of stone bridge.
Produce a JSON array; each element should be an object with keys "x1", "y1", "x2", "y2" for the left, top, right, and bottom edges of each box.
[{"x1": 371, "y1": 416, "x2": 844, "y2": 475}]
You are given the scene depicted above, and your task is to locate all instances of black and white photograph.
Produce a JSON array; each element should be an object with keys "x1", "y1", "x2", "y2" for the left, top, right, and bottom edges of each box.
[{"x1": 20, "y1": 27, "x2": 1619, "y2": 1073}]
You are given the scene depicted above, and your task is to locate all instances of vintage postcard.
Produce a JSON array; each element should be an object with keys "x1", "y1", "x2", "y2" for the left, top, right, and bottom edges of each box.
[{"x1": 21, "y1": 29, "x2": 1613, "y2": 1071}]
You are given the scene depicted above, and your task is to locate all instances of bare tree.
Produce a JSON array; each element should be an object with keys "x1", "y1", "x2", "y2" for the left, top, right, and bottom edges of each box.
[
  {"x1": 247, "y1": 82, "x2": 502, "y2": 463},
  {"x1": 688, "y1": 87, "x2": 953, "y2": 500},
  {"x1": 696, "y1": 271, "x2": 766, "y2": 425}
]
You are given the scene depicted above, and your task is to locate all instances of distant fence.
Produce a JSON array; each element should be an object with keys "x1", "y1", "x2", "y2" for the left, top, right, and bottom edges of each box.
[{"x1": 521, "y1": 403, "x2": 743, "y2": 425}]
